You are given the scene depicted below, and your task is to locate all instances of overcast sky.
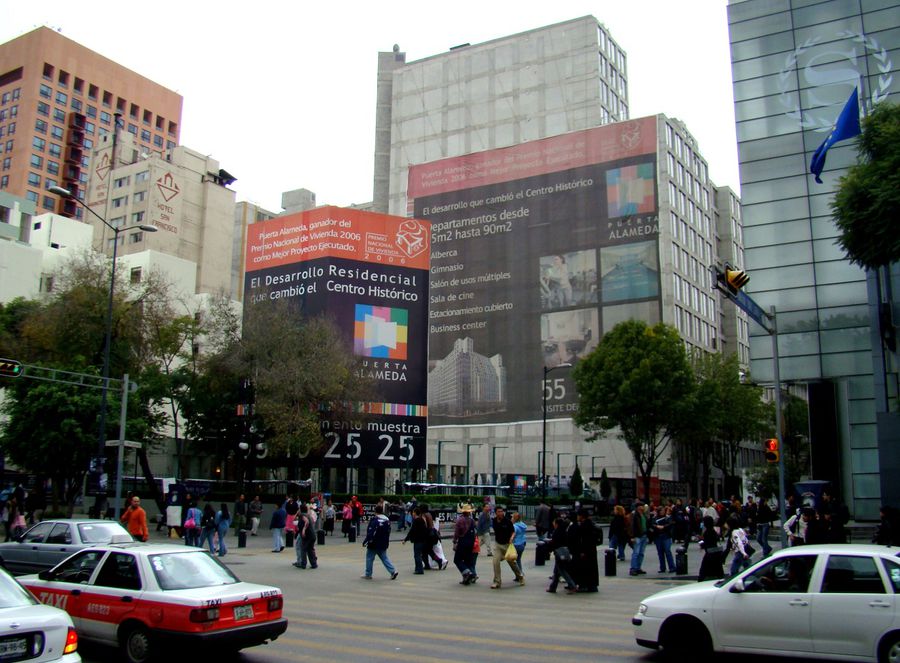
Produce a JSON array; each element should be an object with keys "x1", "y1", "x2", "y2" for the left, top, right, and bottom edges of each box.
[{"x1": 3, "y1": 1, "x2": 739, "y2": 212}]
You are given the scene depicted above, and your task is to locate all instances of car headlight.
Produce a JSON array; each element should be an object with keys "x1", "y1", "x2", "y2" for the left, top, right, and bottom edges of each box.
[{"x1": 638, "y1": 603, "x2": 648, "y2": 615}]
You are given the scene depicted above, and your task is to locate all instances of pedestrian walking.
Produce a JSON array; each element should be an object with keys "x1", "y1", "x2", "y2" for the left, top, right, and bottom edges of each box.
[
  {"x1": 490, "y1": 506, "x2": 524, "y2": 589},
  {"x1": 421, "y1": 507, "x2": 446, "y2": 570},
  {"x1": 452, "y1": 504, "x2": 477, "y2": 585},
  {"x1": 403, "y1": 507, "x2": 429, "y2": 574},
  {"x1": 270, "y1": 502, "x2": 286, "y2": 552},
  {"x1": 430, "y1": 512, "x2": 449, "y2": 569},
  {"x1": 199, "y1": 503, "x2": 217, "y2": 552},
  {"x1": 608, "y1": 504, "x2": 627, "y2": 561},
  {"x1": 350, "y1": 495, "x2": 363, "y2": 536},
  {"x1": 215, "y1": 503, "x2": 231, "y2": 557},
  {"x1": 248, "y1": 495, "x2": 263, "y2": 536},
  {"x1": 183, "y1": 503, "x2": 202, "y2": 547},
  {"x1": 120, "y1": 495, "x2": 149, "y2": 542},
  {"x1": 629, "y1": 503, "x2": 649, "y2": 576},
  {"x1": 570, "y1": 508, "x2": 600, "y2": 592},
  {"x1": 544, "y1": 517, "x2": 578, "y2": 593},
  {"x1": 476, "y1": 505, "x2": 494, "y2": 557},
  {"x1": 534, "y1": 499, "x2": 552, "y2": 540},
  {"x1": 324, "y1": 500, "x2": 336, "y2": 535},
  {"x1": 697, "y1": 515, "x2": 724, "y2": 581},
  {"x1": 294, "y1": 504, "x2": 318, "y2": 569},
  {"x1": 361, "y1": 504, "x2": 399, "y2": 580},
  {"x1": 233, "y1": 494, "x2": 247, "y2": 533},
  {"x1": 727, "y1": 516, "x2": 753, "y2": 576},
  {"x1": 511, "y1": 511, "x2": 527, "y2": 576},
  {"x1": 341, "y1": 501, "x2": 353, "y2": 537},
  {"x1": 755, "y1": 497, "x2": 774, "y2": 557},
  {"x1": 651, "y1": 505, "x2": 676, "y2": 574}
]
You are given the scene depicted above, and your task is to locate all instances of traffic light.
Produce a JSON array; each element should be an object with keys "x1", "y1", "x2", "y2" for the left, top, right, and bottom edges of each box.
[
  {"x1": 764, "y1": 438, "x2": 779, "y2": 464},
  {"x1": 0, "y1": 358, "x2": 22, "y2": 378},
  {"x1": 724, "y1": 263, "x2": 750, "y2": 294}
]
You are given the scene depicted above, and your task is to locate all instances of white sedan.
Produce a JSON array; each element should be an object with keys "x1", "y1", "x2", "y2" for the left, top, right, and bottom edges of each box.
[
  {"x1": 633, "y1": 544, "x2": 900, "y2": 662},
  {"x1": 0, "y1": 565, "x2": 79, "y2": 662}
]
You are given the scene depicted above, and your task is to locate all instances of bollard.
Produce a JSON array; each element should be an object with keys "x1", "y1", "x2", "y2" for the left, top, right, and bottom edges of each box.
[
  {"x1": 237, "y1": 529, "x2": 247, "y2": 549},
  {"x1": 535, "y1": 542, "x2": 548, "y2": 566},
  {"x1": 675, "y1": 546, "x2": 688, "y2": 575},
  {"x1": 348, "y1": 525, "x2": 357, "y2": 543},
  {"x1": 285, "y1": 530, "x2": 294, "y2": 548},
  {"x1": 604, "y1": 548, "x2": 617, "y2": 576},
  {"x1": 317, "y1": 529, "x2": 325, "y2": 546}
]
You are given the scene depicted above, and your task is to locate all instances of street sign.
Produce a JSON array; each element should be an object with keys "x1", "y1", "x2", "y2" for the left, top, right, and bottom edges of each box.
[
  {"x1": 733, "y1": 289, "x2": 773, "y2": 332},
  {"x1": 105, "y1": 440, "x2": 142, "y2": 449}
]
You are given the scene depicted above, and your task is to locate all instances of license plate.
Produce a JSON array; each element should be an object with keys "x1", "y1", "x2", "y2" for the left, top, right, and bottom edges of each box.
[
  {"x1": 233, "y1": 605, "x2": 254, "y2": 621},
  {"x1": 0, "y1": 637, "x2": 27, "y2": 658}
]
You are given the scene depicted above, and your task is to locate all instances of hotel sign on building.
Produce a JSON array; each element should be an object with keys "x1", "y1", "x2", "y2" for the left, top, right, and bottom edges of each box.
[
  {"x1": 243, "y1": 206, "x2": 430, "y2": 469},
  {"x1": 408, "y1": 117, "x2": 660, "y2": 425}
]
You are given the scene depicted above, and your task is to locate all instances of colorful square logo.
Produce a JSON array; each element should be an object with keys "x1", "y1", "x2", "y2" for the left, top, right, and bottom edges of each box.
[
  {"x1": 606, "y1": 163, "x2": 655, "y2": 217},
  {"x1": 354, "y1": 305, "x2": 408, "y2": 359}
]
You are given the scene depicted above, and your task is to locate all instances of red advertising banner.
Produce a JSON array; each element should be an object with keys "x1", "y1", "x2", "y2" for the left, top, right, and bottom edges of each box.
[
  {"x1": 408, "y1": 117, "x2": 658, "y2": 199},
  {"x1": 245, "y1": 206, "x2": 431, "y2": 273}
]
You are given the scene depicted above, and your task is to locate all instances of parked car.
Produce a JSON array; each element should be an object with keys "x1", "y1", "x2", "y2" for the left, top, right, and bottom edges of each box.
[
  {"x1": 0, "y1": 519, "x2": 130, "y2": 575},
  {"x1": 20, "y1": 541, "x2": 286, "y2": 663},
  {"x1": 0, "y1": 564, "x2": 79, "y2": 661},
  {"x1": 633, "y1": 543, "x2": 900, "y2": 662}
]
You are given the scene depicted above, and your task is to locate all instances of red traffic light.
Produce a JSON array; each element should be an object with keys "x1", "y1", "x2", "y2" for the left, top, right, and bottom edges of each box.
[{"x1": 764, "y1": 438, "x2": 779, "y2": 464}]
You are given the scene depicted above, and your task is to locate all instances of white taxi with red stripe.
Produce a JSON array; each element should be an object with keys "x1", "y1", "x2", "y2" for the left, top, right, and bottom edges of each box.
[{"x1": 19, "y1": 542, "x2": 286, "y2": 663}]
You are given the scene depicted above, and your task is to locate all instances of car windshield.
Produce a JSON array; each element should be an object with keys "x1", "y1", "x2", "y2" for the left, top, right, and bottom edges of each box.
[
  {"x1": 78, "y1": 522, "x2": 129, "y2": 543},
  {"x1": 148, "y1": 551, "x2": 240, "y2": 590},
  {"x1": 0, "y1": 570, "x2": 37, "y2": 608}
]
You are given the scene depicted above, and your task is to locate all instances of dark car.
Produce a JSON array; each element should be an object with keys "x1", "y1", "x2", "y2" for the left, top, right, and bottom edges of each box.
[{"x1": 0, "y1": 519, "x2": 130, "y2": 575}]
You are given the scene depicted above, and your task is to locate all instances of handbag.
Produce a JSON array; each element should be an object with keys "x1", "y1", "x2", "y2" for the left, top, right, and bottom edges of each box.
[
  {"x1": 473, "y1": 533, "x2": 481, "y2": 554},
  {"x1": 555, "y1": 546, "x2": 572, "y2": 562},
  {"x1": 184, "y1": 517, "x2": 196, "y2": 529},
  {"x1": 504, "y1": 543, "x2": 518, "y2": 562}
]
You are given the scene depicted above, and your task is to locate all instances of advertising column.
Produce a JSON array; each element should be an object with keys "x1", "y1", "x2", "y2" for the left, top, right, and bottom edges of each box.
[{"x1": 243, "y1": 206, "x2": 429, "y2": 470}]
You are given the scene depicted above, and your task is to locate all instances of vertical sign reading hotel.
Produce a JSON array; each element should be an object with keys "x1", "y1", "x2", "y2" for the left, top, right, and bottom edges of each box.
[
  {"x1": 408, "y1": 117, "x2": 660, "y2": 426},
  {"x1": 243, "y1": 206, "x2": 429, "y2": 469}
]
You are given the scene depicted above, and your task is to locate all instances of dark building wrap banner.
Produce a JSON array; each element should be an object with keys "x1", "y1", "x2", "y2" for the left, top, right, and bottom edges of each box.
[
  {"x1": 408, "y1": 117, "x2": 661, "y2": 425},
  {"x1": 243, "y1": 206, "x2": 430, "y2": 469}
]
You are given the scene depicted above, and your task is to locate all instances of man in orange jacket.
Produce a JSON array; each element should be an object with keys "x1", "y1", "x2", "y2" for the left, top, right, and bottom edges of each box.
[{"x1": 121, "y1": 495, "x2": 149, "y2": 542}]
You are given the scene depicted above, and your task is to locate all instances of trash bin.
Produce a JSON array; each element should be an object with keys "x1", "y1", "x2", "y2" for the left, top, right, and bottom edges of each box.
[
  {"x1": 535, "y1": 542, "x2": 548, "y2": 566},
  {"x1": 348, "y1": 525, "x2": 357, "y2": 543},
  {"x1": 237, "y1": 529, "x2": 247, "y2": 549},
  {"x1": 317, "y1": 529, "x2": 325, "y2": 546},
  {"x1": 604, "y1": 548, "x2": 617, "y2": 576},
  {"x1": 285, "y1": 530, "x2": 294, "y2": 548},
  {"x1": 675, "y1": 546, "x2": 688, "y2": 576}
]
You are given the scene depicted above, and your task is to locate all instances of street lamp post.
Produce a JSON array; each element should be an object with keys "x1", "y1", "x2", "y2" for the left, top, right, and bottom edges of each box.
[
  {"x1": 48, "y1": 186, "x2": 157, "y2": 467},
  {"x1": 591, "y1": 456, "x2": 605, "y2": 480},
  {"x1": 541, "y1": 362, "x2": 572, "y2": 499},
  {"x1": 557, "y1": 452, "x2": 572, "y2": 498},
  {"x1": 436, "y1": 440, "x2": 453, "y2": 484},
  {"x1": 491, "y1": 445, "x2": 509, "y2": 483},
  {"x1": 537, "y1": 451, "x2": 552, "y2": 495}
]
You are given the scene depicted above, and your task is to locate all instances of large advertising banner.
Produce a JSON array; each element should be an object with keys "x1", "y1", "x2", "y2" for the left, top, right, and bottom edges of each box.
[
  {"x1": 408, "y1": 117, "x2": 661, "y2": 425},
  {"x1": 243, "y1": 206, "x2": 430, "y2": 469}
]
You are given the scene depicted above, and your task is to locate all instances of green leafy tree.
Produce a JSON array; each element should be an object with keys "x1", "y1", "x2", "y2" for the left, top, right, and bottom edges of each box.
[
  {"x1": 832, "y1": 102, "x2": 900, "y2": 269},
  {"x1": 573, "y1": 320, "x2": 694, "y2": 500},
  {"x1": 569, "y1": 465, "x2": 584, "y2": 498}
]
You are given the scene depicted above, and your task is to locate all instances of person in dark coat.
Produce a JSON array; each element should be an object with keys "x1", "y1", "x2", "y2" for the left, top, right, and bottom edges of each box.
[
  {"x1": 543, "y1": 517, "x2": 578, "y2": 593},
  {"x1": 403, "y1": 507, "x2": 430, "y2": 574},
  {"x1": 697, "y1": 515, "x2": 725, "y2": 582},
  {"x1": 570, "y1": 508, "x2": 600, "y2": 592}
]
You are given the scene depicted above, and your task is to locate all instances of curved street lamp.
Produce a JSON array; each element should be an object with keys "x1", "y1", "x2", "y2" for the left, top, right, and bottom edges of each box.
[{"x1": 48, "y1": 185, "x2": 158, "y2": 466}]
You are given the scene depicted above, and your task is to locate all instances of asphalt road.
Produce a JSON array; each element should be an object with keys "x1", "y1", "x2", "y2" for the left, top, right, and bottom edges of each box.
[{"x1": 75, "y1": 527, "x2": 826, "y2": 663}]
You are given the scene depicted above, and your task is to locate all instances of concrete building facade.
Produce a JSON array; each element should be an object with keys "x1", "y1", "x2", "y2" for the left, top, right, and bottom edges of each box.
[
  {"x1": 0, "y1": 27, "x2": 182, "y2": 219},
  {"x1": 727, "y1": 0, "x2": 900, "y2": 518}
]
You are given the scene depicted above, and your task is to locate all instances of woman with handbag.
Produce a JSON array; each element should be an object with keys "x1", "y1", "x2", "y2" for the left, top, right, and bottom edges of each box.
[
  {"x1": 728, "y1": 515, "x2": 754, "y2": 577},
  {"x1": 544, "y1": 517, "x2": 578, "y2": 593},
  {"x1": 697, "y1": 515, "x2": 724, "y2": 581},
  {"x1": 183, "y1": 503, "x2": 202, "y2": 547}
]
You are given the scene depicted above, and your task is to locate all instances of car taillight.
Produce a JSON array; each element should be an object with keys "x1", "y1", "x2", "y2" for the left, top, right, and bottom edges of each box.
[
  {"x1": 63, "y1": 627, "x2": 78, "y2": 654},
  {"x1": 189, "y1": 607, "x2": 220, "y2": 622},
  {"x1": 267, "y1": 596, "x2": 283, "y2": 612}
]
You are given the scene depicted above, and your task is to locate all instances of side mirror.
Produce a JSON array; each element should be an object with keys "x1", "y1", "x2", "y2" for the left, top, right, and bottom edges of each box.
[
  {"x1": 729, "y1": 579, "x2": 745, "y2": 593},
  {"x1": 38, "y1": 569, "x2": 54, "y2": 581}
]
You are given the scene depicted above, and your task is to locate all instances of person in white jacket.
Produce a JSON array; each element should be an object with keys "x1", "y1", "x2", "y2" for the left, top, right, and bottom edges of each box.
[
  {"x1": 728, "y1": 516, "x2": 753, "y2": 576},
  {"x1": 783, "y1": 508, "x2": 811, "y2": 546}
]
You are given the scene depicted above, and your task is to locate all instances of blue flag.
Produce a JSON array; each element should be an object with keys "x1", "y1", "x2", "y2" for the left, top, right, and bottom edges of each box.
[{"x1": 809, "y1": 87, "x2": 861, "y2": 183}]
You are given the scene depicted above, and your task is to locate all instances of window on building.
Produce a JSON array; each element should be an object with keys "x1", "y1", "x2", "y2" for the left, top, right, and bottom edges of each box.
[
  {"x1": 167, "y1": 121, "x2": 177, "y2": 137},
  {"x1": 88, "y1": 84, "x2": 98, "y2": 100},
  {"x1": 44, "y1": 178, "x2": 56, "y2": 191},
  {"x1": 110, "y1": 216, "x2": 125, "y2": 228},
  {"x1": 42, "y1": 195, "x2": 55, "y2": 211},
  {"x1": 85, "y1": 121, "x2": 94, "y2": 135},
  {"x1": 55, "y1": 91, "x2": 67, "y2": 106},
  {"x1": 111, "y1": 196, "x2": 127, "y2": 208},
  {"x1": 133, "y1": 191, "x2": 146, "y2": 202},
  {"x1": 73, "y1": 77, "x2": 83, "y2": 94},
  {"x1": 114, "y1": 176, "x2": 130, "y2": 188},
  {"x1": 100, "y1": 111, "x2": 111, "y2": 125},
  {"x1": 39, "y1": 275, "x2": 54, "y2": 293},
  {"x1": 9, "y1": 105, "x2": 16, "y2": 118},
  {"x1": 86, "y1": 105, "x2": 97, "y2": 119},
  {"x1": 50, "y1": 126, "x2": 64, "y2": 140},
  {"x1": 153, "y1": 135, "x2": 163, "y2": 148},
  {"x1": 39, "y1": 84, "x2": 52, "y2": 99},
  {"x1": 48, "y1": 144, "x2": 61, "y2": 158},
  {"x1": 102, "y1": 90, "x2": 112, "y2": 107},
  {"x1": 135, "y1": 170, "x2": 150, "y2": 183},
  {"x1": 70, "y1": 98, "x2": 82, "y2": 112},
  {"x1": 131, "y1": 211, "x2": 144, "y2": 224},
  {"x1": 6, "y1": 122, "x2": 14, "y2": 136},
  {"x1": 140, "y1": 129, "x2": 151, "y2": 142},
  {"x1": 130, "y1": 267, "x2": 142, "y2": 284},
  {"x1": 53, "y1": 108, "x2": 65, "y2": 122},
  {"x1": 29, "y1": 154, "x2": 42, "y2": 169},
  {"x1": 129, "y1": 232, "x2": 143, "y2": 244},
  {"x1": 32, "y1": 136, "x2": 45, "y2": 151},
  {"x1": 5, "y1": 140, "x2": 13, "y2": 152},
  {"x1": 0, "y1": 176, "x2": 7, "y2": 189},
  {"x1": 26, "y1": 191, "x2": 37, "y2": 202},
  {"x1": 27, "y1": 172, "x2": 41, "y2": 186},
  {"x1": 42, "y1": 62, "x2": 54, "y2": 79},
  {"x1": 47, "y1": 160, "x2": 59, "y2": 175},
  {"x1": 127, "y1": 124, "x2": 137, "y2": 136},
  {"x1": 37, "y1": 101, "x2": 49, "y2": 116}
]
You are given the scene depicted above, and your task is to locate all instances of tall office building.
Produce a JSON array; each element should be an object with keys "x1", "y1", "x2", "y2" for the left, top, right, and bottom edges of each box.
[
  {"x1": 727, "y1": 0, "x2": 900, "y2": 518},
  {"x1": 0, "y1": 27, "x2": 182, "y2": 220},
  {"x1": 373, "y1": 16, "x2": 630, "y2": 216}
]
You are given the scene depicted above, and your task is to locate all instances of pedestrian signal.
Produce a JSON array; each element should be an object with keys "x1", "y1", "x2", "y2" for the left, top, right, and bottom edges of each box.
[
  {"x1": 0, "y1": 358, "x2": 22, "y2": 378},
  {"x1": 764, "y1": 438, "x2": 779, "y2": 464}
]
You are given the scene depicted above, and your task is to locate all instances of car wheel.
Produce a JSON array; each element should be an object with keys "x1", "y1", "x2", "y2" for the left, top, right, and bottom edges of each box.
[
  {"x1": 660, "y1": 616, "x2": 712, "y2": 661},
  {"x1": 120, "y1": 624, "x2": 153, "y2": 663},
  {"x1": 880, "y1": 632, "x2": 900, "y2": 663}
]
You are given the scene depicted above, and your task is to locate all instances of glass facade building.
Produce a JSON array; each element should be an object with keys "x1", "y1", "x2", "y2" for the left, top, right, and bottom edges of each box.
[{"x1": 728, "y1": 0, "x2": 900, "y2": 518}]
